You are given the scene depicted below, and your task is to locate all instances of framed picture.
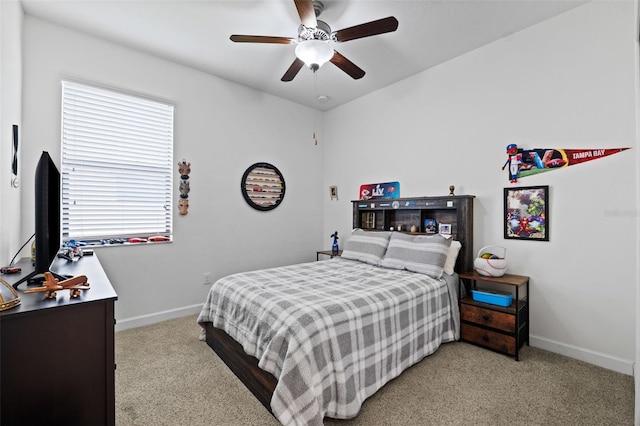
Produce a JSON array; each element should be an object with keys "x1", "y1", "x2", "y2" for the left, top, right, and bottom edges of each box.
[
  {"x1": 424, "y1": 218, "x2": 437, "y2": 233},
  {"x1": 504, "y1": 185, "x2": 549, "y2": 241},
  {"x1": 329, "y1": 185, "x2": 338, "y2": 200},
  {"x1": 241, "y1": 162, "x2": 285, "y2": 211},
  {"x1": 438, "y1": 223, "x2": 451, "y2": 235}
]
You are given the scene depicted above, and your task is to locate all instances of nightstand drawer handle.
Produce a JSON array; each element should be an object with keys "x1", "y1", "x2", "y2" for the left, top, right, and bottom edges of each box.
[
  {"x1": 482, "y1": 334, "x2": 489, "y2": 341},
  {"x1": 482, "y1": 314, "x2": 491, "y2": 321}
]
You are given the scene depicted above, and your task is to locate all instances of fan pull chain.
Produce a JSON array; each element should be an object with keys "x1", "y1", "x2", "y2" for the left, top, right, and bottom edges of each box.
[{"x1": 313, "y1": 71, "x2": 319, "y2": 145}]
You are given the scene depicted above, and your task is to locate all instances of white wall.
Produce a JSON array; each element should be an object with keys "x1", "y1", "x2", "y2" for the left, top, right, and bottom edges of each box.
[
  {"x1": 12, "y1": 0, "x2": 638, "y2": 377},
  {"x1": 324, "y1": 0, "x2": 637, "y2": 374},
  {"x1": 0, "y1": 1, "x2": 23, "y2": 265},
  {"x1": 21, "y1": 17, "x2": 324, "y2": 327},
  {"x1": 634, "y1": 1, "x2": 639, "y2": 423}
]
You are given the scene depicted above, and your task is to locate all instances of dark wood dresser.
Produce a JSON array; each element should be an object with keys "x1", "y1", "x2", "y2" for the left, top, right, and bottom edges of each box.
[{"x1": 0, "y1": 255, "x2": 117, "y2": 425}]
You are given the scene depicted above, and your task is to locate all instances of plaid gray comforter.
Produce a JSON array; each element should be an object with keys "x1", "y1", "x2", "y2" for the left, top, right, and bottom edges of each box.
[{"x1": 197, "y1": 258, "x2": 459, "y2": 425}]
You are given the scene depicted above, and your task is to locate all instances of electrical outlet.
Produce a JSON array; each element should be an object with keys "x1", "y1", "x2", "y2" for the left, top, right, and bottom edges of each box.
[{"x1": 203, "y1": 272, "x2": 212, "y2": 285}]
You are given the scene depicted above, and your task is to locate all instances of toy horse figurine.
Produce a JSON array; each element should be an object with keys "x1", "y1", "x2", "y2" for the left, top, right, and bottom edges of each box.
[{"x1": 330, "y1": 231, "x2": 339, "y2": 255}]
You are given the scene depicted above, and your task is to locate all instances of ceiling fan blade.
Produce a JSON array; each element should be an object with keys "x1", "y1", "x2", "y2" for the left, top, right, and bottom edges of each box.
[
  {"x1": 281, "y1": 58, "x2": 305, "y2": 82},
  {"x1": 294, "y1": 0, "x2": 317, "y2": 28},
  {"x1": 230, "y1": 35, "x2": 295, "y2": 44},
  {"x1": 333, "y1": 16, "x2": 399, "y2": 43},
  {"x1": 330, "y1": 51, "x2": 365, "y2": 80}
]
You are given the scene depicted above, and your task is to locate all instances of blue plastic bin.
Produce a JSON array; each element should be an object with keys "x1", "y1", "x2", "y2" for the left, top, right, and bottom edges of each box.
[{"x1": 471, "y1": 289, "x2": 513, "y2": 307}]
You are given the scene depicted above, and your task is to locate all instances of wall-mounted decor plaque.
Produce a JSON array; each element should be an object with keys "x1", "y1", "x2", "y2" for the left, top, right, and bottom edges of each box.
[{"x1": 241, "y1": 163, "x2": 285, "y2": 211}]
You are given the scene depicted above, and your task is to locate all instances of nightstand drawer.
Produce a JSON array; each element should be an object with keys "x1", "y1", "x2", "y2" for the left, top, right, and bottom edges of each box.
[
  {"x1": 460, "y1": 303, "x2": 515, "y2": 333},
  {"x1": 461, "y1": 323, "x2": 516, "y2": 356}
]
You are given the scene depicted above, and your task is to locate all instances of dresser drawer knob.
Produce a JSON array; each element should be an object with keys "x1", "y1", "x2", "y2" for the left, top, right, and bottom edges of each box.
[
  {"x1": 482, "y1": 334, "x2": 489, "y2": 341},
  {"x1": 482, "y1": 314, "x2": 491, "y2": 321}
]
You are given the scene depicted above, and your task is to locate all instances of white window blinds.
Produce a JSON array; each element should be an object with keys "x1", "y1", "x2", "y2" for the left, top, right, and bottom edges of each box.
[{"x1": 61, "y1": 80, "x2": 174, "y2": 241}]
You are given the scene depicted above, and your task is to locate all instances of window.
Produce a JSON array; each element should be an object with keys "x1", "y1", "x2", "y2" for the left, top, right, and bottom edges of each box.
[{"x1": 61, "y1": 80, "x2": 174, "y2": 243}]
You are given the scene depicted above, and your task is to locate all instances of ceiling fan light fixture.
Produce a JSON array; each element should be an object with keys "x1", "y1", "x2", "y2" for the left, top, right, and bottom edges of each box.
[{"x1": 295, "y1": 40, "x2": 333, "y2": 70}]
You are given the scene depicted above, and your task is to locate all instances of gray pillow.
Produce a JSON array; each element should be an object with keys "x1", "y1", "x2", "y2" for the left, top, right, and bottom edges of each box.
[
  {"x1": 380, "y1": 233, "x2": 452, "y2": 279},
  {"x1": 341, "y1": 229, "x2": 392, "y2": 265}
]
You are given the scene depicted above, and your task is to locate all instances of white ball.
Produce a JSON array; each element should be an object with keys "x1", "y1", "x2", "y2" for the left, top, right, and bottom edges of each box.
[{"x1": 474, "y1": 258, "x2": 507, "y2": 277}]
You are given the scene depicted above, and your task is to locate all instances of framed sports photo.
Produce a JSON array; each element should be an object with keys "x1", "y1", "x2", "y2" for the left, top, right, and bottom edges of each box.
[
  {"x1": 438, "y1": 223, "x2": 451, "y2": 235},
  {"x1": 424, "y1": 218, "x2": 437, "y2": 234},
  {"x1": 504, "y1": 185, "x2": 549, "y2": 241}
]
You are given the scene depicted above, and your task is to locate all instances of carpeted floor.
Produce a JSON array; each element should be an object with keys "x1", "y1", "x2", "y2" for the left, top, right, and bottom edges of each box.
[{"x1": 115, "y1": 315, "x2": 634, "y2": 425}]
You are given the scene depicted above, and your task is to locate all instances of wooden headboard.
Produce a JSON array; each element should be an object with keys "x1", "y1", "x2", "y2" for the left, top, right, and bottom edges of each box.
[{"x1": 351, "y1": 195, "x2": 475, "y2": 273}]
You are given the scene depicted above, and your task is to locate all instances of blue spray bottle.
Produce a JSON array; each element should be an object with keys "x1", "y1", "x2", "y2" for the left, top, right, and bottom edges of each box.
[{"x1": 331, "y1": 231, "x2": 339, "y2": 255}]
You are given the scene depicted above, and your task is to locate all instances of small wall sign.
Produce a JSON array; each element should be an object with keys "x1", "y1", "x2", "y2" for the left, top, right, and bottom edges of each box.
[{"x1": 359, "y1": 181, "x2": 400, "y2": 200}]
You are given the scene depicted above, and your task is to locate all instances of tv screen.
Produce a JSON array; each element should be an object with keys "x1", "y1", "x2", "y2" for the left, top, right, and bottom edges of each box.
[
  {"x1": 34, "y1": 151, "x2": 60, "y2": 274},
  {"x1": 13, "y1": 151, "x2": 62, "y2": 288}
]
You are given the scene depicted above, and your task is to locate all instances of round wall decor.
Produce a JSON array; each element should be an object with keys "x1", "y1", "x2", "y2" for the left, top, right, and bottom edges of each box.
[{"x1": 241, "y1": 162, "x2": 286, "y2": 211}]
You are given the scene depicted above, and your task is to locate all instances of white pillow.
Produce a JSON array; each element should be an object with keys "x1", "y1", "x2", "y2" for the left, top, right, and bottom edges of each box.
[{"x1": 443, "y1": 240, "x2": 462, "y2": 275}]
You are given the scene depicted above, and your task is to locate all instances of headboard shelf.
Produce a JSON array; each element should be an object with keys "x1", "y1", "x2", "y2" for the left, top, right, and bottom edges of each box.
[{"x1": 352, "y1": 195, "x2": 475, "y2": 273}]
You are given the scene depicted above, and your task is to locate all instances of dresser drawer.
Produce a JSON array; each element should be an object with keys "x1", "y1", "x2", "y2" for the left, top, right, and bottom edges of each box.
[
  {"x1": 460, "y1": 303, "x2": 515, "y2": 333},
  {"x1": 461, "y1": 323, "x2": 516, "y2": 356}
]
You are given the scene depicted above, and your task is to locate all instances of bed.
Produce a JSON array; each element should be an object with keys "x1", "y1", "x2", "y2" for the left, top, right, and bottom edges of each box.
[{"x1": 198, "y1": 221, "x2": 473, "y2": 425}]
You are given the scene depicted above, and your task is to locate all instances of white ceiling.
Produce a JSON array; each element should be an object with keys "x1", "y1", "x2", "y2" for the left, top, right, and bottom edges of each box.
[{"x1": 20, "y1": 0, "x2": 588, "y2": 111}]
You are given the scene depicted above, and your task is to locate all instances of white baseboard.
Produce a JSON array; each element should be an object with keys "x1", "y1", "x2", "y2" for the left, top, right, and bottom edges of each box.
[
  {"x1": 530, "y1": 334, "x2": 634, "y2": 376},
  {"x1": 115, "y1": 313, "x2": 635, "y2": 377},
  {"x1": 115, "y1": 304, "x2": 203, "y2": 332}
]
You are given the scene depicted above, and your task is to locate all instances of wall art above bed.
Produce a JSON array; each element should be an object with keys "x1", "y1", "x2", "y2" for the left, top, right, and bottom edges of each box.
[
  {"x1": 504, "y1": 185, "x2": 549, "y2": 241},
  {"x1": 241, "y1": 162, "x2": 285, "y2": 211}
]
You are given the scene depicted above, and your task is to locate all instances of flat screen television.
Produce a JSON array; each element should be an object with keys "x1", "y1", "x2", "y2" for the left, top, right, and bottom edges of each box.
[{"x1": 13, "y1": 151, "x2": 63, "y2": 288}]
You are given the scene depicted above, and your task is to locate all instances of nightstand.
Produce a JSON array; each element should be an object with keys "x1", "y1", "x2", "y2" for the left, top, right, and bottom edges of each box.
[
  {"x1": 458, "y1": 271, "x2": 529, "y2": 360},
  {"x1": 316, "y1": 250, "x2": 342, "y2": 261}
]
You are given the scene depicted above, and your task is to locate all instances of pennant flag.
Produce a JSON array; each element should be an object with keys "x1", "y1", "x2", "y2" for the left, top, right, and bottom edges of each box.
[{"x1": 509, "y1": 147, "x2": 630, "y2": 180}]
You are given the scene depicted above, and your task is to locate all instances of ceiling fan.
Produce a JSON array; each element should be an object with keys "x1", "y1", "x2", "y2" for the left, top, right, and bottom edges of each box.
[{"x1": 230, "y1": 0, "x2": 399, "y2": 82}]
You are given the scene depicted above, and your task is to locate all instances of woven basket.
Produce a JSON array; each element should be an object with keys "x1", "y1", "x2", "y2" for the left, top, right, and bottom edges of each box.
[{"x1": 474, "y1": 246, "x2": 508, "y2": 277}]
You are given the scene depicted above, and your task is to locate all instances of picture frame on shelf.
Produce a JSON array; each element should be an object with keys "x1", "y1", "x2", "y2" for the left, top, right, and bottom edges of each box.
[
  {"x1": 424, "y1": 218, "x2": 437, "y2": 233},
  {"x1": 504, "y1": 185, "x2": 549, "y2": 241},
  {"x1": 438, "y1": 223, "x2": 452, "y2": 235}
]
